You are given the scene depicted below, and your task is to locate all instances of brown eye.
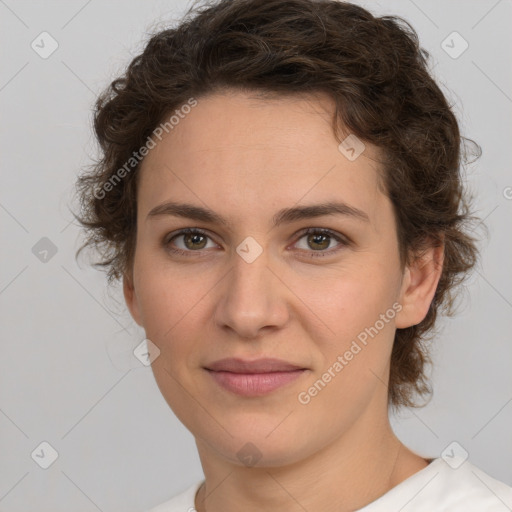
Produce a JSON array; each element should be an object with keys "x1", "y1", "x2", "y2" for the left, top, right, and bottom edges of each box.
[
  {"x1": 182, "y1": 232, "x2": 208, "y2": 250},
  {"x1": 164, "y1": 228, "x2": 217, "y2": 255},
  {"x1": 163, "y1": 227, "x2": 348, "y2": 259},
  {"x1": 294, "y1": 228, "x2": 348, "y2": 258},
  {"x1": 306, "y1": 232, "x2": 331, "y2": 250}
]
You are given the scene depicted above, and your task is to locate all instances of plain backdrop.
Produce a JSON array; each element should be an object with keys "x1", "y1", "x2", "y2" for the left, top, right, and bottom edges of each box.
[{"x1": 1, "y1": 1, "x2": 511, "y2": 511}]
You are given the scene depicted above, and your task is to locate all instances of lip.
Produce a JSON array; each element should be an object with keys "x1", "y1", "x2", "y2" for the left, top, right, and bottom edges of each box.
[
  {"x1": 204, "y1": 358, "x2": 308, "y2": 396},
  {"x1": 205, "y1": 357, "x2": 305, "y2": 373}
]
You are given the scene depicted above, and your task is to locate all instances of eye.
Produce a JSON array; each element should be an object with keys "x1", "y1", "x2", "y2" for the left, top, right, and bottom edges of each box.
[
  {"x1": 163, "y1": 228, "x2": 218, "y2": 256},
  {"x1": 162, "y1": 227, "x2": 349, "y2": 258},
  {"x1": 293, "y1": 228, "x2": 348, "y2": 258}
]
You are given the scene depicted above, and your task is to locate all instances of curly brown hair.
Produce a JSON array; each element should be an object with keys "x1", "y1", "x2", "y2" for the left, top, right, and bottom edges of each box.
[{"x1": 74, "y1": 0, "x2": 481, "y2": 409}]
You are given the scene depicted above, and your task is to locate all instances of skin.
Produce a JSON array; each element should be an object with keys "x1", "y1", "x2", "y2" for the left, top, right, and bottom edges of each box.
[{"x1": 123, "y1": 89, "x2": 444, "y2": 512}]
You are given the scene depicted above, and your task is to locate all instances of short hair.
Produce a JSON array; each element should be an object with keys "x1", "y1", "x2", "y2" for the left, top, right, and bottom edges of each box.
[{"x1": 74, "y1": 0, "x2": 481, "y2": 409}]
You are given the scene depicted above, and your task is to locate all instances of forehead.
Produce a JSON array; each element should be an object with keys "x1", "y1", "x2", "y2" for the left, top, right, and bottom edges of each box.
[{"x1": 137, "y1": 90, "x2": 386, "y2": 227}]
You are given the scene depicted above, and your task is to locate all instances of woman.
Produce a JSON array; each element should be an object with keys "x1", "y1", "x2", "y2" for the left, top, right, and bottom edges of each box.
[{"x1": 75, "y1": 0, "x2": 512, "y2": 510}]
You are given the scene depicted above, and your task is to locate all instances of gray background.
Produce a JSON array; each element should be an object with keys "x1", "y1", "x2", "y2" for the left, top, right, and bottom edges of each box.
[{"x1": 1, "y1": 0, "x2": 511, "y2": 511}]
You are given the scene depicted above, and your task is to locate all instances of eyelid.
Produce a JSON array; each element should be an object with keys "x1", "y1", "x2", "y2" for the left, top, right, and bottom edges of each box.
[
  {"x1": 163, "y1": 227, "x2": 218, "y2": 252},
  {"x1": 163, "y1": 226, "x2": 350, "y2": 257},
  {"x1": 292, "y1": 227, "x2": 349, "y2": 258}
]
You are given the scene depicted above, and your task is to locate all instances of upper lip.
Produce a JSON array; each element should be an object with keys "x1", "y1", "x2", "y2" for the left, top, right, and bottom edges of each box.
[{"x1": 205, "y1": 358, "x2": 306, "y2": 373}]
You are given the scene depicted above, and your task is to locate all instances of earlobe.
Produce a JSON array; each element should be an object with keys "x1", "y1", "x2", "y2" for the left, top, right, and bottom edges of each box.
[
  {"x1": 123, "y1": 273, "x2": 143, "y2": 326},
  {"x1": 395, "y1": 243, "x2": 444, "y2": 329}
]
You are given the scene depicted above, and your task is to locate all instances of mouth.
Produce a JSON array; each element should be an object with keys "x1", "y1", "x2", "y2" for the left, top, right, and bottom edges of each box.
[{"x1": 204, "y1": 358, "x2": 308, "y2": 396}]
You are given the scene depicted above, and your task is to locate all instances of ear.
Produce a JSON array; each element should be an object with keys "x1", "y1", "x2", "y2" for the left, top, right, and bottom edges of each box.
[
  {"x1": 395, "y1": 241, "x2": 444, "y2": 329},
  {"x1": 123, "y1": 272, "x2": 143, "y2": 326}
]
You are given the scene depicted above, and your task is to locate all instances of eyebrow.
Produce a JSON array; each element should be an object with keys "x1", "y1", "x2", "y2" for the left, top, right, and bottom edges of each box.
[{"x1": 146, "y1": 200, "x2": 369, "y2": 228}]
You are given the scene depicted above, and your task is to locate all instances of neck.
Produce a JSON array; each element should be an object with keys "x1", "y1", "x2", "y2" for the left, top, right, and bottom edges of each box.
[{"x1": 193, "y1": 399, "x2": 428, "y2": 512}]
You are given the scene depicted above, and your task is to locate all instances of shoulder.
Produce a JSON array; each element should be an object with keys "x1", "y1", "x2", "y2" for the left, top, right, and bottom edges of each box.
[
  {"x1": 143, "y1": 480, "x2": 203, "y2": 512},
  {"x1": 142, "y1": 460, "x2": 512, "y2": 512},
  {"x1": 358, "y1": 456, "x2": 512, "y2": 511},
  {"x1": 427, "y1": 457, "x2": 512, "y2": 511}
]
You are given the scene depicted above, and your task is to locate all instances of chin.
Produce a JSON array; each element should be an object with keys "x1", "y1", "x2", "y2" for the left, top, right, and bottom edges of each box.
[{"x1": 196, "y1": 420, "x2": 316, "y2": 468}]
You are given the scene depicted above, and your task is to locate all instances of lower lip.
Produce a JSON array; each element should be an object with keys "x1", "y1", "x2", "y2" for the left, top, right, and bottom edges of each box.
[{"x1": 206, "y1": 369, "x2": 306, "y2": 396}]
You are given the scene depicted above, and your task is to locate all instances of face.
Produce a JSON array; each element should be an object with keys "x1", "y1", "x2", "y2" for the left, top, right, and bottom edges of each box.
[{"x1": 124, "y1": 90, "x2": 439, "y2": 468}]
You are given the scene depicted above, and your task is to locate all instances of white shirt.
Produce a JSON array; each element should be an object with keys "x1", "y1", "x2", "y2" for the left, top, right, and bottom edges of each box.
[{"x1": 145, "y1": 456, "x2": 512, "y2": 511}]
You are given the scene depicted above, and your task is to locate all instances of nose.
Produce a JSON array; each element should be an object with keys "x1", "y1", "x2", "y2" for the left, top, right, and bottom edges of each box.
[{"x1": 213, "y1": 246, "x2": 290, "y2": 340}]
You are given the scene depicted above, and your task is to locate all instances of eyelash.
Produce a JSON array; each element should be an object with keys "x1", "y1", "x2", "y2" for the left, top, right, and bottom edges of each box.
[{"x1": 163, "y1": 227, "x2": 349, "y2": 259}]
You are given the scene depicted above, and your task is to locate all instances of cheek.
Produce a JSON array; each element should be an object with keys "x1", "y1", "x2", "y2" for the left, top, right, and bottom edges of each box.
[
  {"x1": 297, "y1": 264, "x2": 399, "y2": 398},
  {"x1": 296, "y1": 261, "x2": 399, "y2": 342},
  {"x1": 133, "y1": 253, "x2": 210, "y2": 336},
  {"x1": 137, "y1": 282, "x2": 203, "y2": 365},
  {"x1": 294, "y1": 273, "x2": 398, "y2": 420},
  {"x1": 131, "y1": 252, "x2": 400, "y2": 455},
  {"x1": 133, "y1": 260, "x2": 220, "y2": 408},
  {"x1": 133, "y1": 265, "x2": 208, "y2": 428}
]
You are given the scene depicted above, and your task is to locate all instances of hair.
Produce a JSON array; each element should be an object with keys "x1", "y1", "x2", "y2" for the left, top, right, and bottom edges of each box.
[{"x1": 74, "y1": 0, "x2": 481, "y2": 409}]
